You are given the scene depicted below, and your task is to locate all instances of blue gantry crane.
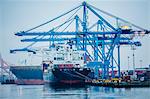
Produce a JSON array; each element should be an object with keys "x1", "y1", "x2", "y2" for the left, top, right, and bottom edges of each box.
[{"x1": 11, "y1": 2, "x2": 149, "y2": 79}]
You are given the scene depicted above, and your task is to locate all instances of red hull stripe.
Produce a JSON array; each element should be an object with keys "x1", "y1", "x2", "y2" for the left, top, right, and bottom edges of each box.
[
  {"x1": 60, "y1": 80, "x2": 82, "y2": 84},
  {"x1": 15, "y1": 79, "x2": 44, "y2": 85}
]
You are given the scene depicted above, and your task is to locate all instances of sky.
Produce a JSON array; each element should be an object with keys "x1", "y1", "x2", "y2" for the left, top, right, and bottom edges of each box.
[{"x1": 0, "y1": 0, "x2": 150, "y2": 70}]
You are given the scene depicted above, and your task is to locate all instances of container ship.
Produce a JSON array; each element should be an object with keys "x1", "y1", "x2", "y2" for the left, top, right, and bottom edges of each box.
[
  {"x1": 10, "y1": 66, "x2": 43, "y2": 85},
  {"x1": 43, "y1": 44, "x2": 94, "y2": 84}
]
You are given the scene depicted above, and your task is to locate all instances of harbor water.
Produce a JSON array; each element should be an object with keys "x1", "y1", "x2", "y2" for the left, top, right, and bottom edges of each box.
[{"x1": 0, "y1": 84, "x2": 150, "y2": 99}]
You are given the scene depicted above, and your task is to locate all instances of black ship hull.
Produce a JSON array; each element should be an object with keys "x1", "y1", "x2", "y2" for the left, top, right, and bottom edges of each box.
[{"x1": 51, "y1": 68, "x2": 94, "y2": 84}]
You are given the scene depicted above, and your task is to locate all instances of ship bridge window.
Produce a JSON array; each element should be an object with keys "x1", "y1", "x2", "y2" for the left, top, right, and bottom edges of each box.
[{"x1": 56, "y1": 57, "x2": 64, "y2": 60}]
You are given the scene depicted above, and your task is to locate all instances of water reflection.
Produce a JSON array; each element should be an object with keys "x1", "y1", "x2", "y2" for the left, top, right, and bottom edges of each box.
[
  {"x1": 43, "y1": 84, "x2": 126, "y2": 99},
  {"x1": 0, "y1": 84, "x2": 149, "y2": 99}
]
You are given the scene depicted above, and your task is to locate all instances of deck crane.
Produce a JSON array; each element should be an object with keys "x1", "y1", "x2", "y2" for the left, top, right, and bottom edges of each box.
[{"x1": 11, "y1": 2, "x2": 149, "y2": 79}]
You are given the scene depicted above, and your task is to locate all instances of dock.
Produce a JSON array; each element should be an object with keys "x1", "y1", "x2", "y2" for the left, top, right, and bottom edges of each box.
[{"x1": 85, "y1": 79, "x2": 150, "y2": 88}]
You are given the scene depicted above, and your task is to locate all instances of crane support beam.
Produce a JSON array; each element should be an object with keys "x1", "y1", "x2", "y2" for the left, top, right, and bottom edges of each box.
[
  {"x1": 10, "y1": 48, "x2": 36, "y2": 54},
  {"x1": 24, "y1": 5, "x2": 82, "y2": 32},
  {"x1": 21, "y1": 37, "x2": 130, "y2": 42},
  {"x1": 15, "y1": 30, "x2": 145, "y2": 36},
  {"x1": 15, "y1": 31, "x2": 118, "y2": 36},
  {"x1": 86, "y1": 3, "x2": 116, "y2": 31},
  {"x1": 88, "y1": 4, "x2": 150, "y2": 31},
  {"x1": 22, "y1": 41, "x2": 140, "y2": 46}
]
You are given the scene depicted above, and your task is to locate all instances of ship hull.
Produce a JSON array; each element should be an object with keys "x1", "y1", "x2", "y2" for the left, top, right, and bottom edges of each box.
[
  {"x1": 10, "y1": 66, "x2": 44, "y2": 85},
  {"x1": 49, "y1": 68, "x2": 94, "y2": 84}
]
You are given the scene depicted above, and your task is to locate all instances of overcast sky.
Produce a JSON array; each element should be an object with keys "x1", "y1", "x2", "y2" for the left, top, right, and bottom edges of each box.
[{"x1": 0, "y1": 0, "x2": 150, "y2": 70}]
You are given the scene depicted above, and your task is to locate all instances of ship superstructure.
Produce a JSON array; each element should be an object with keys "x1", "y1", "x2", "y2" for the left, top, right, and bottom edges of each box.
[{"x1": 43, "y1": 44, "x2": 94, "y2": 84}]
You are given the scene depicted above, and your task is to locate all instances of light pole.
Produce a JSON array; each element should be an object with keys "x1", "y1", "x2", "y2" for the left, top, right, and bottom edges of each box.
[
  {"x1": 127, "y1": 56, "x2": 130, "y2": 70},
  {"x1": 131, "y1": 45, "x2": 136, "y2": 80},
  {"x1": 131, "y1": 46, "x2": 136, "y2": 71},
  {"x1": 140, "y1": 60, "x2": 142, "y2": 68}
]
